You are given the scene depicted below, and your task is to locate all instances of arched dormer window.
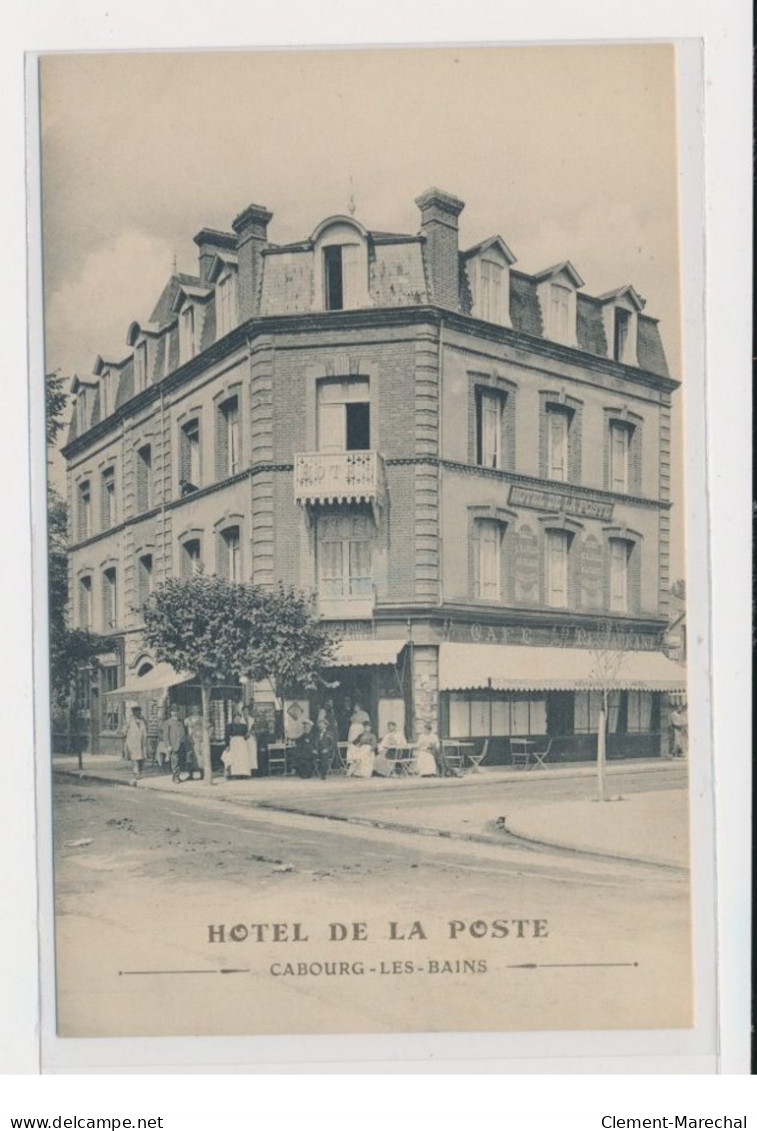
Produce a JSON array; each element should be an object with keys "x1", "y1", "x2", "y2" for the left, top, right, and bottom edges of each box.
[{"x1": 310, "y1": 217, "x2": 370, "y2": 313}]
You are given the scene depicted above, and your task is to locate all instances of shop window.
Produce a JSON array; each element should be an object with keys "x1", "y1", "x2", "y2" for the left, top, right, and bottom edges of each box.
[
  {"x1": 78, "y1": 575, "x2": 92, "y2": 629},
  {"x1": 546, "y1": 530, "x2": 570, "y2": 608},
  {"x1": 102, "y1": 567, "x2": 118, "y2": 631},
  {"x1": 219, "y1": 525, "x2": 241, "y2": 582},
  {"x1": 448, "y1": 694, "x2": 547, "y2": 738},
  {"x1": 101, "y1": 664, "x2": 122, "y2": 732},
  {"x1": 317, "y1": 512, "x2": 373, "y2": 600},
  {"x1": 216, "y1": 395, "x2": 240, "y2": 479},
  {"x1": 77, "y1": 480, "x2": 91, "y2": 541},
  {"x1": 475, "y1": 388, "x2": 505, "y2": 468},
  {"x1": 182, "y1": 538, "x2": 202, "y2": 578},
  {"x1": 574, "y1": 690, "x2": 622, "y2": 734},
  {"x1": 180, "y1": 418, "x2": 201, "y2": 491},
  {"x1": 216, "y1": 272, "x2": 238, "y2": 338},
  {"x1": 317, "y1": 377, "x2": 370, "y2": 452},
  {"x1": 100, "y1": 466, "x2": 116, "y2": 531},
  {"x1": 136, "y1": 444, "x2": 152, "y2": 512},
  {"x1": 626, "y1": 690, "x2": 653, "y2": 732},
  {"x1": 137, "y1": 554, "x2": 153, "y2": 609}
]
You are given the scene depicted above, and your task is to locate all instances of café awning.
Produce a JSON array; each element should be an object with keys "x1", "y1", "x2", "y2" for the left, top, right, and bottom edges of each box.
[
  {"x1": 107, "y1": 662, "x2": 194, "y2": 696},
  {"x1": 438, "y1": 643, "x2": 686, "y2": 693},
  {"x1": 328, "y1": 639, "x2": 407, "y2": 668}
]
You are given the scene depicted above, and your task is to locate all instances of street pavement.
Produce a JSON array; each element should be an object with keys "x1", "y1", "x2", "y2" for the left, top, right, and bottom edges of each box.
[{"x1": 53, "y1": 753, "x2": 688, "y2": 867}]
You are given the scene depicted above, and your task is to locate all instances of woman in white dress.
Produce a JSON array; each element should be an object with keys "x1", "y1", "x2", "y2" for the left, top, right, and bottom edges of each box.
[
  {"x1": 221, "y1": 712, "x2": 253, "y2": 778},
  {"x1": 346, "y1": 721, "x2": 377, "y2": 778},
  {"x1": 374, "y1": 721, "x2": 408, "y2": 777},
  {"x1": 413, "y1": 721, "x2": 440, "y2": 777}
]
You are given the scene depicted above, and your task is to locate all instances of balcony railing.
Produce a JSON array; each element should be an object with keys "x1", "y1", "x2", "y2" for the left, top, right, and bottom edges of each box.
[{"x1": 294, "y1": 450, "x2": 385, "y2": 509}]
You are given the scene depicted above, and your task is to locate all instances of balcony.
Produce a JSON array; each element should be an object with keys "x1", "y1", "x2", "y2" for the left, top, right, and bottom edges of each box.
[{"x1": 294, "y1": 450, "x2": 385, "y2": 513}]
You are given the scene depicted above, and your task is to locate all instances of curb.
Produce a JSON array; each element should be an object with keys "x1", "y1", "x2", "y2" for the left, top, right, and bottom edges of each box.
[{"x1": 502, "y1": 816, "x2": 687, "y2": 872}]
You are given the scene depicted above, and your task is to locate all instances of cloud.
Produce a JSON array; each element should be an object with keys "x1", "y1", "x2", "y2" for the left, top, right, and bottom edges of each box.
[{"x1": 45, "y1": 229, "x2": 175, "y2": 378}]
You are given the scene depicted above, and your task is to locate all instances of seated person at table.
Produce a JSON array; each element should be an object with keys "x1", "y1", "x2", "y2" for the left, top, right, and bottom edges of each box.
[
  {"x1": 414, "y1": 721, "x2": 440, "y2": 777},
  {"x1": 346, "y1": 702, "x2": 371, "y2": 745},
  {"x1": 346, "y1": 720, "x2": 377, "y2": 779},
  {"x1": 374, "y1": 720, "x2": 408, "y2": 777}
]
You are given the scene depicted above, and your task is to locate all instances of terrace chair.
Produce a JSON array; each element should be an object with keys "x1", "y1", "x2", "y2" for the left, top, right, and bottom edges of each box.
[
  {"x1": 465, "y1": 738, "x2": 489, "y2": 773},
  {"x1": 440, "y1": 742, "x2": 465, "y2": 777}
]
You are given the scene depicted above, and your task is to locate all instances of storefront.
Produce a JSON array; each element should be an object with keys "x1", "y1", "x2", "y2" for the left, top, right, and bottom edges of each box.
[
  {"x1": 437, "y1": 642, "x2": 686, "y2": 764},
  {"x1": 314, "y1": 638, "x2": 411, "y2": 742}
]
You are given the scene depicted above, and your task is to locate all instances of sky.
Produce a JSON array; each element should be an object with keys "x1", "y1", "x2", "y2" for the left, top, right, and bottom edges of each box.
[{"x1": 38, "y1": 43, "x2": 684, "y2": 575}]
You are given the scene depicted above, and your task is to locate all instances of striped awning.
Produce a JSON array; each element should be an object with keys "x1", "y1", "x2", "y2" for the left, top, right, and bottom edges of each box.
[
  {"x1": 438, "y1": 643, "x2": 687, "y2": 693},
  {"x1": 329, "y1": 639, "x2": 407, "y2": 668}
]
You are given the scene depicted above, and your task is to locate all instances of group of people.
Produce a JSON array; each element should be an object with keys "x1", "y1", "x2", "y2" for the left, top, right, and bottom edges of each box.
[
  {"x1": 124, "y1": 697, "x2": 450, "y2": 784},
  {"x1": 290, "y1": 702, "x2": 442, "y2": 781}
]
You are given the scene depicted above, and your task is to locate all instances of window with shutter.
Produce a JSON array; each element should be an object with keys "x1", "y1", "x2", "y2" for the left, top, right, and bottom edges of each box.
[
  {"x1": 136, "y1": 445, "x2": 152, "y2": 512},
  {"x1": 102, "y1": 567, "x2": 117, "y2": 630},
  {"x1": 79, "y1": 576, "x2": 92, "y2": 629},
  {"x1": 546, "y1": 531, "x2": 569, "y2": 607},
  {"x1": 546, "y1": 407, "x2": 569, "y2": 481},
  {"x1": 180, "y1": 420, "x2": 201, "y2": 490},
  {"x1": 216, "y1": 397, "x2": 239, "y2": 479},
  {"x1": 216, "y1": 273, "x2": 237, "y2": 337},
  {"x1": 609, "y1": 422, "x2": 631, "y2": 493},
  {"x1": 317, "y1": 378, "x2": 370, "y2": 451},
  {"x1": 137, "y1": 554, "x2": 153, "y2": 609},
  {"x1": 182, "y1": 539, "x2": 202, "y2": 578},
  {"x1": 550, "y1": 283, "x2": 572, "y2": 341},
  {"x1": 480, "y1": 260, "x2": 503, "y2": 322},
  {"x1": 78, "y1": 481, "x2": 91, "y2": 540},
  {"x1": 317, "y1": 513, "x2": 372, "y2": 600},
  {"x1": 609, "y1": 538, "x2": 629, "y2": 612},
  {"x1": 180, "y1": 306, "x2": 195, "y2": 363},
  {"x1": 101, "y1": 467, "x2": 116, "y2": 531},
  {"x1": 477, "y1": 519, "x2": 501, "y2": 600},
  {"x1": 220, "y1": 526, "x2": 241, "y2": 581},
  {"x1": 476, "y1": 389, "x2": 503, "y2": 468},
  {"x1": 134, "y1": 342, "x2": 148, "y2": 392}
]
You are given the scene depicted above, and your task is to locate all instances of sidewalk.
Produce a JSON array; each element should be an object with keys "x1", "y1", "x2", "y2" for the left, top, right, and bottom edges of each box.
[{"x1": 53, "y1": 753, "x2": 687, "y2": 868}]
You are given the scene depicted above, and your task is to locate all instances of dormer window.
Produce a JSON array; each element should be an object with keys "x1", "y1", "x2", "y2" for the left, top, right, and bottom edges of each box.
[
  {"x1": 134, "y1": 342, "x2": 148, "y2": 393},
  {"x1": 216, "y1": 272, "x2": 238, "y2": 337},
  {"x1": 311, "y1": 218, "x2": 370, "y2": 313},
  {"x1": 180, "y1": 306, "x2": 196, "y2": 363},
  {"x1": 464, "y1": 236, "x2": 515, "y2": 326},
  {"x1": 534, "y1": 261, "x2": 582, "y2": 347},
  {"x1": 598, "y1": 286, "x2": 643, "y2": 366},
  {"x1": 76, "y1": 392, "x2": 87, "y2": 435},
  {"x1": 549, "y1": 284, "x2": 572, "y2": 342},
  {"x1": 100, "y1": 370, "x2": 111, "y2": 417}
]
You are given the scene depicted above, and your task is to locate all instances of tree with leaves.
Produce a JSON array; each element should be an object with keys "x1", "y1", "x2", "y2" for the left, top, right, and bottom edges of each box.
[
  {"x1": 141, "y1": 575, "x2": 337, "y2": 784},
  {"x1": 46, "y1": 372, "x2": 109, "y2": 760}
]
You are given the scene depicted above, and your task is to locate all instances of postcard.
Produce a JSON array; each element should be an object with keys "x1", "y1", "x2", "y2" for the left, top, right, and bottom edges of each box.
[{"x1": 34, "y1": 43, "x2": 703, "y2": 1048}]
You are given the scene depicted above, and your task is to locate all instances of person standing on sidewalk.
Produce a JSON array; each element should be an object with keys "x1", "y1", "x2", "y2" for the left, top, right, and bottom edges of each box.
[
  {"x1": 124, "y1": 705, "x2": 147, "y2": 778},
  {"x1": 312, "y1": 716, "x2": 336, "y2": 780},
  {"x1": 184, "y1": 705, "x2": 206, "y2": 780},
  {"x1": 161, "y1": 706, "x2": 188, "y2": 783}
]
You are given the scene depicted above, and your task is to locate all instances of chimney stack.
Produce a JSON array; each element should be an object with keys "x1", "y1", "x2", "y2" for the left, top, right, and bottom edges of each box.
[
  {"x1": 193, "y1": 228, "x2": 237, "y2": 284},
  {"x1": 415, "y1": 188, "x2": 465, "y2": 310},
  {"x1": 232, "y1": 203, "x2": 273, "y2": 320}
]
